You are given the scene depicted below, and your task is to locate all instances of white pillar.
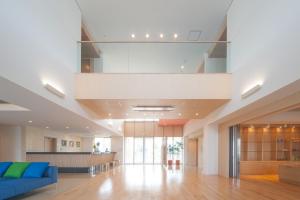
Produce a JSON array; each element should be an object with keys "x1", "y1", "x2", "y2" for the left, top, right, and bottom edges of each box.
[
  {"x1": 0, "y1": 125, "x2": 26, "y2": 162},
  {"x1": 202, "y1": 124, "x2": 218, "y2": 175}
]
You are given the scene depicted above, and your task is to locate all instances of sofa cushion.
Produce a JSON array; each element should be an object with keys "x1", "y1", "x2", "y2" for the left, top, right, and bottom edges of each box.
[
  {"x1": 3, "y1": 162, "x2": 30, "y2": 178},
  {"x1": 0, "y1": 162, "x2": 12, "y2": 177},
  {"x1": 23, "y1": 162, "x2": 49, "y2": 178}
]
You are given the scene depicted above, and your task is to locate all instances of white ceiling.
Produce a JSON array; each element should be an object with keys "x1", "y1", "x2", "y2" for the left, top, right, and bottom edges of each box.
[{"x1": 77, "y1": 0, "x2": 232, "y2": 41}]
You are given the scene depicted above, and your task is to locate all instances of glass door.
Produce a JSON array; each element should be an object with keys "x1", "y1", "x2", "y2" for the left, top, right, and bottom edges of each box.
[
  {"x1": 134, "y1": 137, "x2": 144, "y2": 164},
  {"x1": 144, "y1": 137, "x2": 154, "y2": 164}
]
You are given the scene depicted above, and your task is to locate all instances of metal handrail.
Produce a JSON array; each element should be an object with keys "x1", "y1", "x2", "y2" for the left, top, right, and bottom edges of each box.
[{"x1": 78, "y1": 40, "x2": 230, "y2": 44}]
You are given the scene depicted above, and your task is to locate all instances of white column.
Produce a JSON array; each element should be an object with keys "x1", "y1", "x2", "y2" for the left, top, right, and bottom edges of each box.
[
  {"x1": 0, "y1": 125, "x2": 26, "y2": 161},
  {"x1": 202, "y1": 124, "x2": 218, "y2": 175}
]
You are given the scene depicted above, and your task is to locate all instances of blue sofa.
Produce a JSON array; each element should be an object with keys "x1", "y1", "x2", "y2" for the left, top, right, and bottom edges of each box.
[{"x1": 0, "y1": 166, "x2": 57, "y2": 200}]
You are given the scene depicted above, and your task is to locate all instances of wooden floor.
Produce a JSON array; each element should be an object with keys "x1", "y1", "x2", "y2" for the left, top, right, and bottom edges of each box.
[{"x1": 19, "y1": 165, "x2": 300, "y2": 200}]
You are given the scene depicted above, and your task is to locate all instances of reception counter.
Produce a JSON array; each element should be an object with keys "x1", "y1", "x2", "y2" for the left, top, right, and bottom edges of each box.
[
  {"x1": 26, "y1": 152, "x2": 116, "y2": 173},
  {"x1": 279, "y1": 163, "x2": 300, "y2": 185}
]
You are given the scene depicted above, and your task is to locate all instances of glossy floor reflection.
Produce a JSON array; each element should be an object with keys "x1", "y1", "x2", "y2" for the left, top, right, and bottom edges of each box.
[{"x1": 15, "y1": 165, "x2": 300, "y2": 200}]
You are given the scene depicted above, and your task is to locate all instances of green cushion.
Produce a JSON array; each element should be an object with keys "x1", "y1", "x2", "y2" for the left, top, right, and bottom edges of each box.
[{"x1": 3, "y1": 162, "x2": 30, "y2": 178}]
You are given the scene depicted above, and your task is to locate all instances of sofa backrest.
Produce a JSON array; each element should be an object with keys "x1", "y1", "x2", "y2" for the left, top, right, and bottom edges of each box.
[{"x1": 44, "y1": 166, "x2": 58, "y2": 182}]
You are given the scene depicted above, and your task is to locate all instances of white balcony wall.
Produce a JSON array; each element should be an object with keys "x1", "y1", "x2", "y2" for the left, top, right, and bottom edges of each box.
[{"x1": 75, "y1": 73, "x2": 231, "y2": 99}]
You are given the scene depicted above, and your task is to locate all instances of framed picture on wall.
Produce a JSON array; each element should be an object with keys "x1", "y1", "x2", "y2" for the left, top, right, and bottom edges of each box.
[
  {"x1": 69, "y1": 141, "x2": 74, "y2": 147},
  {"x1": 76, "y1": 141, "x2": 80, "y2": 148},
  {"x1": 61, "y1": 140, "x2": 67, "y2": 147}
]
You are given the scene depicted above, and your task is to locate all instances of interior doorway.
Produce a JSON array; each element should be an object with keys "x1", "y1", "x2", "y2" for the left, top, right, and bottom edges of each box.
[
  {"x1": 44, "y1": 137, "x2": 57, "y2": 152},
  {"x1": 185, "y1": 138, "x2": 198, "y2": 166}
]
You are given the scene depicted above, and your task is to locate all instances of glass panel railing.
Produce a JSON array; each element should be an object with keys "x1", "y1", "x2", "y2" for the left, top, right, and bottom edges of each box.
[{"x1": 78, "y1": 41, "x2": 229, "y2": 74}]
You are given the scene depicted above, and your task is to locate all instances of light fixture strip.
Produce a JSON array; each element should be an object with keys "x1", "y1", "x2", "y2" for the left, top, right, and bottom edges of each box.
[
  {"x1": 241, "y1": 83, "x2": 262, "y2": 99},
  {"x1": 132, "y1": 106, "x2": 175, "y2": 112},
  {"x1": 44, "y1": 83, "x2": 65, "y2": 98}
]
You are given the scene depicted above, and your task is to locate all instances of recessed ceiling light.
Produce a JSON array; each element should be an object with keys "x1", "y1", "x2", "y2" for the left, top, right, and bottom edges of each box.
[
  {"x1": 131, "y1": 34, "x2": 135, "y2": 38},
  {"x1": 195, "y1": 113, "x2": 199, "y2": 116},
  {"x1": 28, "y1": 120, "x2": 32, "y2": 123},
  {"x1": 180, "y1": 65, "x2": 185, "y2": 70},
  {"x1": 108, "y1": 113, "x2": 112, "y2": 116},
  {"x1": 145, "y1": 33, "x2": 150, "y2": 38},
  {"x1": 174, "y1": 33, "x2": 178, "y2": 38},
  {"x1": 178, "y1": 113, "x2": 182, "y2": 116},
  {"x1": 86, "y1": 126, "x2": 89, "y2": 129},
  {"x1": 159, "y1": 33, "x2": 164, "y2": 38},
  {"x1": 45, "y1": 126, "x2": 49, "y2": 129},
  {"x1": 65, "y1": 126, "x2": 69, "y2": 129}
]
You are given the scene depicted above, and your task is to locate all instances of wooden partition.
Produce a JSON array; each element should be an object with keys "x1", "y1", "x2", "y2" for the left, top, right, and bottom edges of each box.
[{"x1": 240, "y1": 125, "x2": 300, "y2": 175}]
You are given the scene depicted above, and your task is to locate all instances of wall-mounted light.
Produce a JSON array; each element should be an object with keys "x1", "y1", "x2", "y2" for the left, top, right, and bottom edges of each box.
[
  {"x1": 43, "y1": 81, "x2": 65, "y2": 98},
  {"x1": 241, "y1": 82, "x2": 263, "y2": 99}
]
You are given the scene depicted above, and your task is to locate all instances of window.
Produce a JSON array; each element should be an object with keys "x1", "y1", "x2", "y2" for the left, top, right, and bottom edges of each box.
[
  {"x1": 94, "y1": 137, "x2": 111, "y2": 152},
  {"x1": 154, "y1": 137, "x2": 163, "y2": 164},
  {"x1": 134, "y1": 137, "x2": 144, "y2": 163},
  {"x1": 124, "y1": 136, "x2": 183, "y2": 164},
  {"x1": 144, "y1": 137, "x2": 154, "y2": 164},
  {"x1": 124, "y1": 137, "x2": 134, "y2": 163}
]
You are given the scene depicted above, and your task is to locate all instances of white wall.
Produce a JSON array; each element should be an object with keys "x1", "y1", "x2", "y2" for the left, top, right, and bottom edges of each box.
[
  {"x1": 0, "y1": 125, "x2": 26, "y2": 161},
  {"x1": 215, "y1": 0, "x2": 300, "y2": 122},
  {"x1": 184, "y1": 0, "x2": 300, "y2": 177},
  {"x1": 25, "y1": 126, "x2": 82, "y2": 152},
  {"x1": 0, "y1": 0, "x2": 96, "y2": 122}
]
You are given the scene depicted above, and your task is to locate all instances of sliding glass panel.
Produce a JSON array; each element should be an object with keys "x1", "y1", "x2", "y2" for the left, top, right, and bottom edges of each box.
[
  {"x1": 124, "y1": 137, "x2": 134, "y2": 164},
  {"x1": 154, "y1": 137, "x2": 163, "y2": 164},
  {"x1": 144, "y1": 137, "x2": 154, "y2": 164},
  {"x1": 167, "y1": 137, "x2": 173, "y2": 161},
  {"x1": 173, "y1": 137, "x2": 183, "y2": 163},
  {"x1": 134, "y1": 137, "x2": 144, "y2": 164}
]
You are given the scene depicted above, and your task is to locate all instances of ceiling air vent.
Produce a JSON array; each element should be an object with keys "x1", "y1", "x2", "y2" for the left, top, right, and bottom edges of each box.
[
  {"x1": 187, "y1": 30, "x2": 202, "y2": 41},
  {"x1": 132, "y1": 106, "x2": 175, "y2": 112}
]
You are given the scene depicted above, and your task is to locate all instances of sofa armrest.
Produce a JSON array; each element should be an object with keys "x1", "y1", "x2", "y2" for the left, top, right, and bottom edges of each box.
[{"x1": 44, "y1": 166, "x2": 58, "y2": 183}]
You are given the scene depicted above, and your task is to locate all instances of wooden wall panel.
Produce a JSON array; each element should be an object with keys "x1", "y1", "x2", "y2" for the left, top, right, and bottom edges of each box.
[
  {"x1": 174, "y1": 126, "x2": 183, "y2": 137},
  {"x1": 164, "y1": 126, "x2": 173, "y2": 137},
  {"x1": 124, "y1": 122, "x2": 134, "y2": 137},
  {"x1": 134, "y1": 122, "x2": 145, "y2": 137},
  {"x1": 144, "y1": 122, "x2": 154, "y2": 137},
  {"x1": 124, "y1": 122, "x2": 184, "y2": 138},
  {"x1": 155, "y1": 124, "x2": 164, "y2": 137}
]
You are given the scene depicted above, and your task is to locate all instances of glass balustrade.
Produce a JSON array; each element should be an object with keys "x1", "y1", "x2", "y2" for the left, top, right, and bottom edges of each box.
[{"x1": 78, "y1": 41, "x2": 229, "y2": 74}]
